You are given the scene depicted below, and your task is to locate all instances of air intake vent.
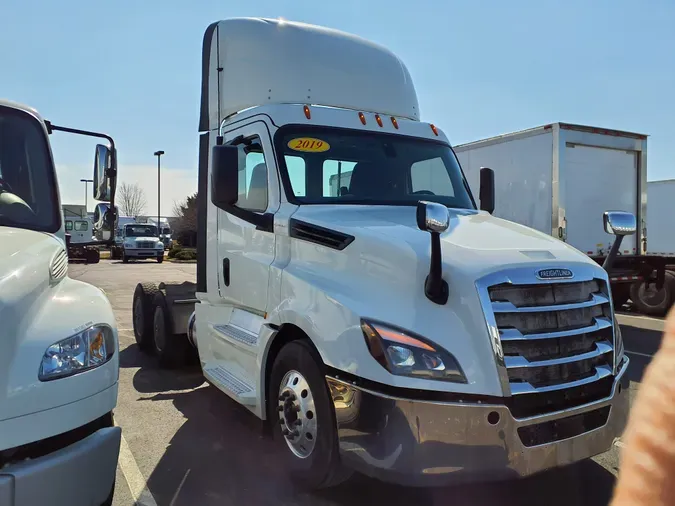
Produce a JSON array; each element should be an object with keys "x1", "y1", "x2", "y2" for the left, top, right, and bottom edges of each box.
[
  {"x1": 289, "y1": 219, "x2": 354, "y2": 250},
  {"x1": 50, "y1": 248, "x2": 68, "y2": 282}
]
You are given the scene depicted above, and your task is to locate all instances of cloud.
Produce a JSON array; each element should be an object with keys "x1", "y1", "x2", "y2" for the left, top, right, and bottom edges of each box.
[{"x1": 56, "y1": 163, "x2": 197, "y2": 216}]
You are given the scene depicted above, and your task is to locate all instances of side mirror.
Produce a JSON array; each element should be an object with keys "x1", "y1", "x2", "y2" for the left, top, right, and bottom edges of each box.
[
  {"x1": 416, "y1": 201, "x2": 450, "y2": 233},
  {"x1": 601, "y1": 211, "x2": 637, "y2": 271},
  {"x1": 93, "y1": 144, "x2": 116, "y2": 202},
  {"x1": 479, "y1": 167, "x2": 495, "y2": 214},
  {"x1": 211, "y1": 144, "x2": 240, "y2": 209},
  {"x1": 416, "y1": 201, "x2": 450, "y2": 305},
  {"x1": 603, "y1": 211, "x2": 636, "y2": 236}
]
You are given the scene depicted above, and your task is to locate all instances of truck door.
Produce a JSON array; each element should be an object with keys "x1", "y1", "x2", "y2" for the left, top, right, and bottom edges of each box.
[
  {"x1": 564, "y1": 144, "x2": 638, "y2": 255},
  {"x1": 217, "y1": 121, "x2": 278, "y2": 313}
]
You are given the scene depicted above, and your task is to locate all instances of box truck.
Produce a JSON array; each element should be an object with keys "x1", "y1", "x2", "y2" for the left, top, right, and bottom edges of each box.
[
  {"x1": 647, "y1": 179, "x2": 675, "y2": 256},
  {"x1": 454, "y1": 123, "x2": 675, "y2": 316},
  {"x1": 63, "y1": 204, "x2": 100, "y2": 263},
  {"x1": 0, "y1": 99, "x2": 120, "y2": 505},
  {"x1": 130, "y1": 18, "x2": 631, "y2": 489}
]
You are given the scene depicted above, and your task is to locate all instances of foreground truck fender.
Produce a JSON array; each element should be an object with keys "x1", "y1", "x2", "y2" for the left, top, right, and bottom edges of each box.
[
  {"x1": 0, "y1": 100, "x2": 121, "y2": 505},
  {"x1": 133, "y1": 18, "x2": 631, "y2": 490}
]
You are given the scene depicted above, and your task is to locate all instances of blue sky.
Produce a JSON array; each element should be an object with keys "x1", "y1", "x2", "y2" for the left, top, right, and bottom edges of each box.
[{"x1": 2, "y1": 0, "x2": 674, "y2": 214}]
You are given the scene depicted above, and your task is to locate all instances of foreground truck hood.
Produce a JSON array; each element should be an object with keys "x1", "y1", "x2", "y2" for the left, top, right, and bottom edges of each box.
[
  {"x1": 0, "y1": 227, "x2": 118, "y2": 423},
  {"x1": 282, "y1": 206, "x2": 605, "y2": 395}
]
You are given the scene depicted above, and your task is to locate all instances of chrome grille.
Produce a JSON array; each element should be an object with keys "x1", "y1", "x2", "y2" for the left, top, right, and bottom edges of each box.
[
  {"x1": 139, "y1": 242, "x2": 153, "y2": 248},
  {"x1": 477, "y1": 267, "x2": 616, "y2": 409}
]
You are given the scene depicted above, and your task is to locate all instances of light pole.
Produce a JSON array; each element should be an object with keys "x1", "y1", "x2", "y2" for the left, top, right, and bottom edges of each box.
[
  {"x1": 154, "y1": 150, "x2": 164, "y2": 234},
  {"x1": 80, "y1": 178, "x2": 93, "y2": 216}
]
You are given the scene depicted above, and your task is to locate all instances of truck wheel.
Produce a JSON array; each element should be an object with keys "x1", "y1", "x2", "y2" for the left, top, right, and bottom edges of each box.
[
  {"x1": 268, "y1": 340, "x2": 352, "y2": 490},
  {"x1": 157, "y1": 255, "x2": 164, "y2": 263},
  {"x1": 122, "y1": 251, "x2": 129, "y2": 263},
  {"x1": 152, "y1": 291, "x2": 189, "y2": 368},
  {"x1": 630, "y1": 271, "x2": 675, "y2": 316},
  {"x1": 87, "y1": 248, "x2": 100, "y2": 264},
  {"x1": 133, "y1": 282, "x2": 159, "y2": 352}
]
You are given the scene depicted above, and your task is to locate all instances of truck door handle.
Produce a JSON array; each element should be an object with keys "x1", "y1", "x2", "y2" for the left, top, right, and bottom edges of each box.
[{"x1": 223, "y1": 258, "x2": 230, "y2": 287}]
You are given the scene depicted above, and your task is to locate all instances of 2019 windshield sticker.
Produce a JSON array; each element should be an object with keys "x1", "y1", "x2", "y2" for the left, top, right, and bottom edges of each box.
[{"x1": 287, "y1": 137, "x2": 330, "y2": 153}]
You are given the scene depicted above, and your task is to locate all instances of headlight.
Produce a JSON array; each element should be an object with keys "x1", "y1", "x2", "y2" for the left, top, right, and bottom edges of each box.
[
  {"x1": 39, "y1": 325, "x2": 115, "y2": 381},
  {"x1": 614, "y1": 319, "x2": 625, "y2": 370},
  {"x1": 124, "y1": 241, "x2": 134, "y2": 247},
  {"x1": 156, "y1": 242, "x2": 164, "y2": 249},
  {"x1": 360, "y1": 320, "x2": 466, "y2": 382}
]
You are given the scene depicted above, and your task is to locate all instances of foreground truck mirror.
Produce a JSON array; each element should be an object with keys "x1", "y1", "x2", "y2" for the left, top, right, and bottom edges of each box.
[
  {"x1": 211, "y1": 144, "x2": 240, "y2": 209},
  {"x1": 93, "y1": 144, "x2": 116, "y2": 202},
  {"x1": 416, "y1": 201, "x2": 450, "y2": 305},
  {"x1": 479, "y1": 167, "x2": 495, "y2": 214},
  {"x1": 602, "y1": 211, "x2": 637, "y2": 271}
]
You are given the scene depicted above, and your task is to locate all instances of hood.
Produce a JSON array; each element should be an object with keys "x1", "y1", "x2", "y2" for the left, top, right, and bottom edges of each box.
[
  {"x1": 285, "y1": 206, "x2": 604, "y2": 395},
  {"x1": 129, "y1": 236, "x2": 161, "y2": 242},
  {"x1": 0, "y1": 227, "x2": 118, "y2": 424}
]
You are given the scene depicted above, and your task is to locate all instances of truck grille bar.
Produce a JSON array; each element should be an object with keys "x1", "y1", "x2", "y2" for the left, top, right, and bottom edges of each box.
[{"x1": 476, "y1": 266, "x2": 616, "y2": 416}]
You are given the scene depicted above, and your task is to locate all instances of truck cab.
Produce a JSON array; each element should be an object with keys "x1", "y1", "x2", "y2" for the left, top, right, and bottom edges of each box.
[
  {"x1": 133, "y1": 18, "x2": 631, "y2": 490},
  {"x1": 0, "y1": 99, "x2": 120, "y2": 505},
  {"x1": 119, "y1": 222, "x2": 164, "y2": 263}
]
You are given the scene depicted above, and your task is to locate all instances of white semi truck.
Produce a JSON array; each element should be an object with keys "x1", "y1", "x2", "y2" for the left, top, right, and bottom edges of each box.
[
  {"x1": 131, "y1": 18, "x2": 631, "y2": 489},
  {"x1": 0, "y1": 100, "x2": 120, "y2": 504},
  {"x1": 63, "y1": 204, "x2": 100, "y2": 263},
  {"x1": 454, "y1": 124, "x2": 675, "y2": 316}
]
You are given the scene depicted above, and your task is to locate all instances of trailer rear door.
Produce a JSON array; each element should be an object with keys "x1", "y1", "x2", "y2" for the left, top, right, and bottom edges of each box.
[{"x1": 564, "y1": 144, "x2": 638, "y2": 255}]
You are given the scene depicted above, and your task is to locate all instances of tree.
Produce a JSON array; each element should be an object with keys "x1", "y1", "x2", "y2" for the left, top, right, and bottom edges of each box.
[
  {"x1": 117, "y1": 182, "x2": 147, "y2": 217},
  {"x1": 172, "y1": 192, "x2": 198, "y2": 247}
]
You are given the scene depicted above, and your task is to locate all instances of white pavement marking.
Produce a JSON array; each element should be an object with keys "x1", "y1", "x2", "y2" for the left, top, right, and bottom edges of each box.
[
  {"x1": 169, "y1": 469, "x2": 191, "y2": 506},
  {"x1": 626, "y1": 350, "x2": 654, "y2": 359},
  {"x1": 117, "y1": 430, "x2": 159, "y2": 506},
  {"x1": 614, "y1": 439, "x2": 627, "y2": 448}
]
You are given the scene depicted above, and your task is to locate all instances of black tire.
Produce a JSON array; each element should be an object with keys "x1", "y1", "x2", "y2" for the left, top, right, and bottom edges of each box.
[
  {"x1": 88, "y1": 248, "x2": 100, "y2": 264},
  {"x1": 611, "y1": 284, "x2": 630, "y2": 309},
  {"x1": 152, "y1": 291, "x2": 189, "y2": 368},
  {"x1": 122, "y1": 250, "x2": 129, "y2": 263},
  {"x1": 630, "y1": 271, "x2": 675, "y2": 316},
  {"x1": 268, "y1": 340, "x2": 351, "y2": 490},
  {"x1": 133, "y1": 282, "x2": 159, "y2": 352},
  {"x1": 157, "y1": 255, "x2": 164, "y2": 263}
]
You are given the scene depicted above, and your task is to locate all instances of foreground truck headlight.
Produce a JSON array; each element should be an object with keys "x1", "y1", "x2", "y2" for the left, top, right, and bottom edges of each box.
[
  {"x1": 39, "y1": 325, "x2": 115, "y2": 381},
  {"x1": 361, "y1": 320, "x2": 466, "y2": 382}
]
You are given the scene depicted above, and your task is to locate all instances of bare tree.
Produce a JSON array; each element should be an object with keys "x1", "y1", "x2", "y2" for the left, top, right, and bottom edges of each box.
[{"x1": 117, "y1": 182, "x2": 147, "y2": 217}]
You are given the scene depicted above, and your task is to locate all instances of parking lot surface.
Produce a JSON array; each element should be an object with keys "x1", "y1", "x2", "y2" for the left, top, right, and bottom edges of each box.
[{"x1": 67, "y1": 260, "x2": 662, "y2": 506}]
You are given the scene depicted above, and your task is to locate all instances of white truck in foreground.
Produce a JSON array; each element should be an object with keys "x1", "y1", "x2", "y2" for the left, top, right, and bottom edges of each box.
[
  {"x1": 131, "y1": 18, "x2": 631, "y2": 489},
  {"x1": 0, "y1": 100, "x2": 120, "y2": 505},
  {"x1": 454, "y1": 124, "x2": 675, "y2": 316}
]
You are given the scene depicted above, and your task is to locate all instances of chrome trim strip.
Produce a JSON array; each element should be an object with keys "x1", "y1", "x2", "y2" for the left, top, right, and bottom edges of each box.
[
  {"x1": 510, "y1": 365, "x2": 613, "y2": 395},
  {"x1": 500, "y1": 317, "x2": 612, "y2": 341},
  {"x1": 491, "y1": 292, "x2": 609, "y2": 313},
  {"x1": 505, "y1": 341, "x2": 612, "y2": 369}
]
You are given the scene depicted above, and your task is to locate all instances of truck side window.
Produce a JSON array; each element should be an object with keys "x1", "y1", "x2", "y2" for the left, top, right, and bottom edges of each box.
[
  {"x1": 410, "y1": 157, "x2": 455, "y2": 196},
  {"x1": 74, "y1": 220, "x2": 88, "y2": 231},
  {"x1": 236, "y1": 140, "x2": 268, "y2": 212},
  {"x1": 65, "y1": 220, "x2": 73, "y2": 231}
]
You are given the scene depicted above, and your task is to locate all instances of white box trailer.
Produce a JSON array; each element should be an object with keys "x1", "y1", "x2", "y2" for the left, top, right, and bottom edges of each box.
[
  {"x1": 454, "y1": 123, "x2": 675, "y2": 315},
  {"x1": 647, "y1": 179, "x2": 675, "y2": 256}
]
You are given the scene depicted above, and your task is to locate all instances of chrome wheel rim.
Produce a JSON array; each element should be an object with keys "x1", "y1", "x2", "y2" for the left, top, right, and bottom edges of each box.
[{"x1": 278, "y1": 370, "x2": 317, "y2": 459}]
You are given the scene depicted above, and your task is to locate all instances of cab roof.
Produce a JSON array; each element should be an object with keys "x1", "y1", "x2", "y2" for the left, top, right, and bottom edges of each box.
[{"x1": 199, "y1": 17, "x2": 420, "y2": 132}]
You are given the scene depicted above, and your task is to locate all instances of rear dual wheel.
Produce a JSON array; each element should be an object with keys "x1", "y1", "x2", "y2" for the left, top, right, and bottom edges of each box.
[{"x1": 630, "y1": 271, "x2": 675, "y2": 316}]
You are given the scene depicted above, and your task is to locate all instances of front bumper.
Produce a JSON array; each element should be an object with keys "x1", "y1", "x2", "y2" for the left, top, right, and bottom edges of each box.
[
  {"x1": 125, "y1": 248, "x2": 163, "y2": 258},
  {"x1": 327, "y1": 358, "x2": 630, "y2": 486},
  {"x1": 0, "y1": 416, "x2": 120, "y2": 506}
]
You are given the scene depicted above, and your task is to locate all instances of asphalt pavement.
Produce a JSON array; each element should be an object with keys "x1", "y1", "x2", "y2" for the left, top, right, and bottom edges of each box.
[{"x1": 67, "y1": 260, "x2": 665, "y2": 506}]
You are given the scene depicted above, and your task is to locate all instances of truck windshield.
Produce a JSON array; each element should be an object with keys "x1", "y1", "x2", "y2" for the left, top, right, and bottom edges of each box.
[
  {"x1": 0, "y1": 105, "x2": 60, "y2": 233},
  {"x1": 162, "y1": 227, "x2": 170, "y2": 235},
  {"x1": 126, "y1": 225, "x2": 157, "y2": 237},
  {"x1": 275, "y1": 126, "x2": 476, "y2": 209}
]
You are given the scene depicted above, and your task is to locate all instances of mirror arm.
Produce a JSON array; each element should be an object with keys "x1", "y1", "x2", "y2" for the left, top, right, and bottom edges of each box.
[
  {"x1": 425, "y1": 232, "x2": 449, "y2": 305},
  {"x1": 602, "y1": 236, "x2": 624, "y2": 271}
]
